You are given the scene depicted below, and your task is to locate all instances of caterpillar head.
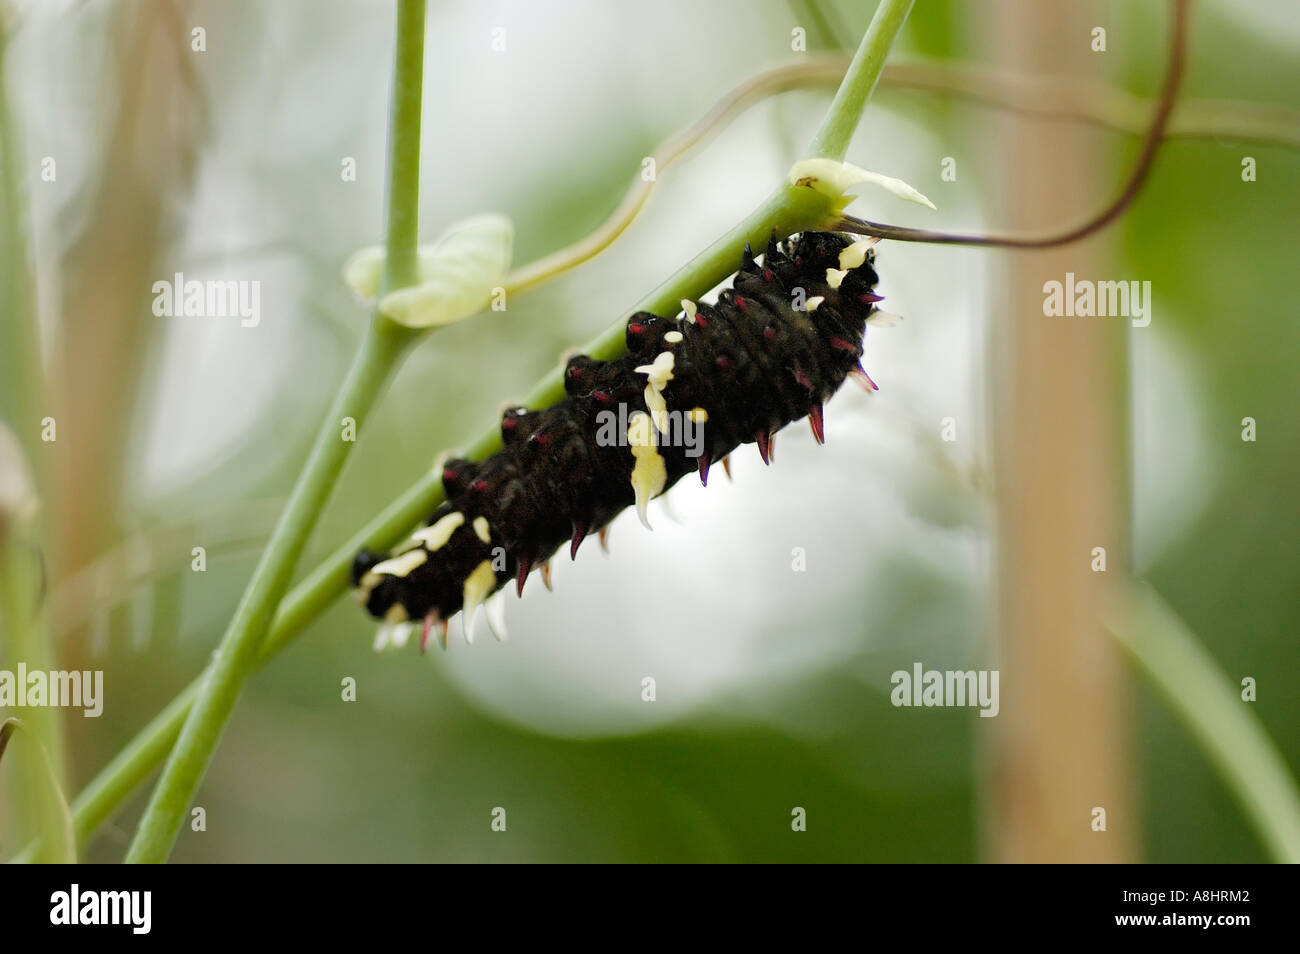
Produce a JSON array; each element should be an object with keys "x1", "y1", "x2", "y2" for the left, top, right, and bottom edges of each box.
[
  {"x1": 351, "y1": 548, "x2": 404, "y2": 620},
  {"x1": 350, "y1": 549, "x2": 385, "y2": 587}
]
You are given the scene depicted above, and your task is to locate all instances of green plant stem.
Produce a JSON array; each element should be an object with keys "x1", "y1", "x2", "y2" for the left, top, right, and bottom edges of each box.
[
  {"x1": 805, "y1": 0, "x2": 914, "y2": 160},
  {"x1": 1, "y1": 537, "x2": 75, "y2": 863},
  {"x1": 18, "y1": 0, "x2": 912, "y2": 862},
  {"x1": 380, "y1": 0, "x2": 426, "y2": 294},
  {"x1": 121, "y1": 0, "x2": 428, "y2": 864},
  {"x1": 0, "y1": 24, "x2": 44, "y2": 453},
  {"x1": 787, "y1": 0, "x2": 849, "y2": 52},
  {"x1": 0, "y1": 718, "x2": 73, "y2": 863},
  {"x1": 1107, "y1": 582, "x2": 1300, "y2": 863},
  {"x1": 122, "y1": 324, "x2": 412, "y2": 863}
]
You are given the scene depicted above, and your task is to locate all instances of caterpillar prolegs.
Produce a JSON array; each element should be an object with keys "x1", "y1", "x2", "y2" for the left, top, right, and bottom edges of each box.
[{"x1": 351, "y1": 230, "x2": 889, "y2": 649}]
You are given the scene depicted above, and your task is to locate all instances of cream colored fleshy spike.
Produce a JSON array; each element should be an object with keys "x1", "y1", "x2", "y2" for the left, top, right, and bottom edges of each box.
[
  {"x1": 627, "y1": 412, "x2": 666, "y2": 530},
  {"x1": 484, "y1": 592, "x2": 509, "y2": 642},
  {"x1": 637, "y1": 351, "x2": 676, "y2": 435},
  {"x1": 356, "y1": 573, "x2": 381, "y2": 601},
  {"x1": 636, "y1": 351, "x2": 674, "y2": 392},
  {"x1": 472, "y1": 516, "x2": 491, "y2": 543},
  {"x1": 826, "y1": 268, "x2": 847, "y2": 290},
  {"x1": 838, "y1": 237, "x2": 879, "y2": 270},
  {"x1": 390, "y1": 621, "x2": 415, "y2": 649},
  {"x1": 411, "y1": 511, "x2": 465, "y2": 550},
  {"x1": 805, "y1": 295, "x2": 825, "y2": 313},
  {"x1": 373, "y1": 610, "x2": 414, "y2": 651},
  {"x1": 369, "y1": 548, "x2": 428, "y2": 578},
  {"x1": 681, "y1": 299, "x2": 698, "y2": 324},
  {"x1": 664, "y1": 330, "x2": 684, "y2": 344},
  {"x1": 644, "y1": 387, "x2": 669, "y2": 433},
  {"x1": 460, "y1": 560, "x2": 497, "y2": 644}
]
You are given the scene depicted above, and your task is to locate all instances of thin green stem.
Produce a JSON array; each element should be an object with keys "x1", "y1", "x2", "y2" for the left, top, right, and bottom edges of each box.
[
  {"x1": 1, "y1": 535, "x2": 74, "y2": 863},
  {"x1": 837, "y1": 0, "x2": 1189, "y2": 250},
  {"x1": 1107, "y1": 583, "x2": 1300, "y2": 863},
  {"x1": 787, "y1": 0, "x2": 849, "y2": 52},
  {"x1": 0, "y1": 25, "x2": 44, "y2": 457},
  {"x1": 121, "y1": 0, "x2": 428, "y2": 864},
  {"x1": 19, "y1": 0, "x2": 911, "y2": 862},
  {"x1": 805, "y1": 0, "x2": 914, "y2": 160},
  {"x1": 381, "y1": 0, "x2": 426, "y2": 293}
]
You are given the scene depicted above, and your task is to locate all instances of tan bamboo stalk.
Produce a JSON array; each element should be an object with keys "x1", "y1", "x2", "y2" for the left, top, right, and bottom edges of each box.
[{"x1": 983, "y1": 0, "x2": 1135, "y2": 863}]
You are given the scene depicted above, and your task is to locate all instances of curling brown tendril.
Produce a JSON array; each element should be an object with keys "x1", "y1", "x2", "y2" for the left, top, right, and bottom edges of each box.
[{"x1": 839, "y1": 0, "x2": 1190, "y2": 249}]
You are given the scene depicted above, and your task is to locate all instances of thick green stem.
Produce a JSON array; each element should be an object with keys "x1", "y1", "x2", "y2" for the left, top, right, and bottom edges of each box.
[
  {"x1": 805, "y1": 0, "x2": 914, "y2": 160},
  {"x1": 121, "y1": 0, "x2": 428, "y2": 864},
  {"x1": 19, "y1": 0, "x2": 912, "y2": 862},
  {"x1": 1107, "y1": 583, "x2": 1300, "y2": 863}
]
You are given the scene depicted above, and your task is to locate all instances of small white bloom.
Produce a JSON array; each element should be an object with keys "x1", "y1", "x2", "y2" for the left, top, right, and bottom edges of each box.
[
  {"x1": 342, "y1": 213, "x2": 515, "y2": 329},
  {"x1": 788, "y1": 158, "x2": 936, "y2": 211}
]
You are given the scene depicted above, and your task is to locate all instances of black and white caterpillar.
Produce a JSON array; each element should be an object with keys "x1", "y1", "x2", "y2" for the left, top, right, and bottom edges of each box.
[{"x1": 352, "y1": 230, "x2": 890, "y2": 649}]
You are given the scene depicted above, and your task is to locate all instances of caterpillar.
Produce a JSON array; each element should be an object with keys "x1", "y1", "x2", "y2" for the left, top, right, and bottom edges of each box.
[{"x1": 352, "y1": 230, "x2": 890, "y2": 650}]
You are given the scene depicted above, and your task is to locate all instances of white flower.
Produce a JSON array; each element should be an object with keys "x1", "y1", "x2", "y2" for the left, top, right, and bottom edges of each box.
[
  {"x1": 343, "y1": 213, "x2": 514, "y2": 329},
  {"x1": 788, "y1": 157, "x2": 936, "y2": 211}
]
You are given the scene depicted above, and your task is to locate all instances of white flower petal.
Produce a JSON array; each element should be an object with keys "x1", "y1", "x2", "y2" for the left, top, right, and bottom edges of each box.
[
  {"x1": 374, "y1": 213, "x2": 514, "y2": 329},
  {"x1": 788, "y1": 158, "x2": 936, "y2": 210},
  {"x1": 342, "y1": 246, "x2": 385, "y2": 302},
  {"x1": 866, "y1": 310, "x2": 904, "y2": 328}
]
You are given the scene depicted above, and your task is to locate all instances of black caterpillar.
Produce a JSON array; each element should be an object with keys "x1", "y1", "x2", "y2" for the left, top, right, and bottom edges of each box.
[{"x1": 352, "y1": 230, "x2": 886, "y2": 649}]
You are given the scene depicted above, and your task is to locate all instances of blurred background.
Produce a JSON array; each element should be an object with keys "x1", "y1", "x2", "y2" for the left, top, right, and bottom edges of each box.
[{"x1": 1, "y1": 0, "x2": 1296, "y2": 861}]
